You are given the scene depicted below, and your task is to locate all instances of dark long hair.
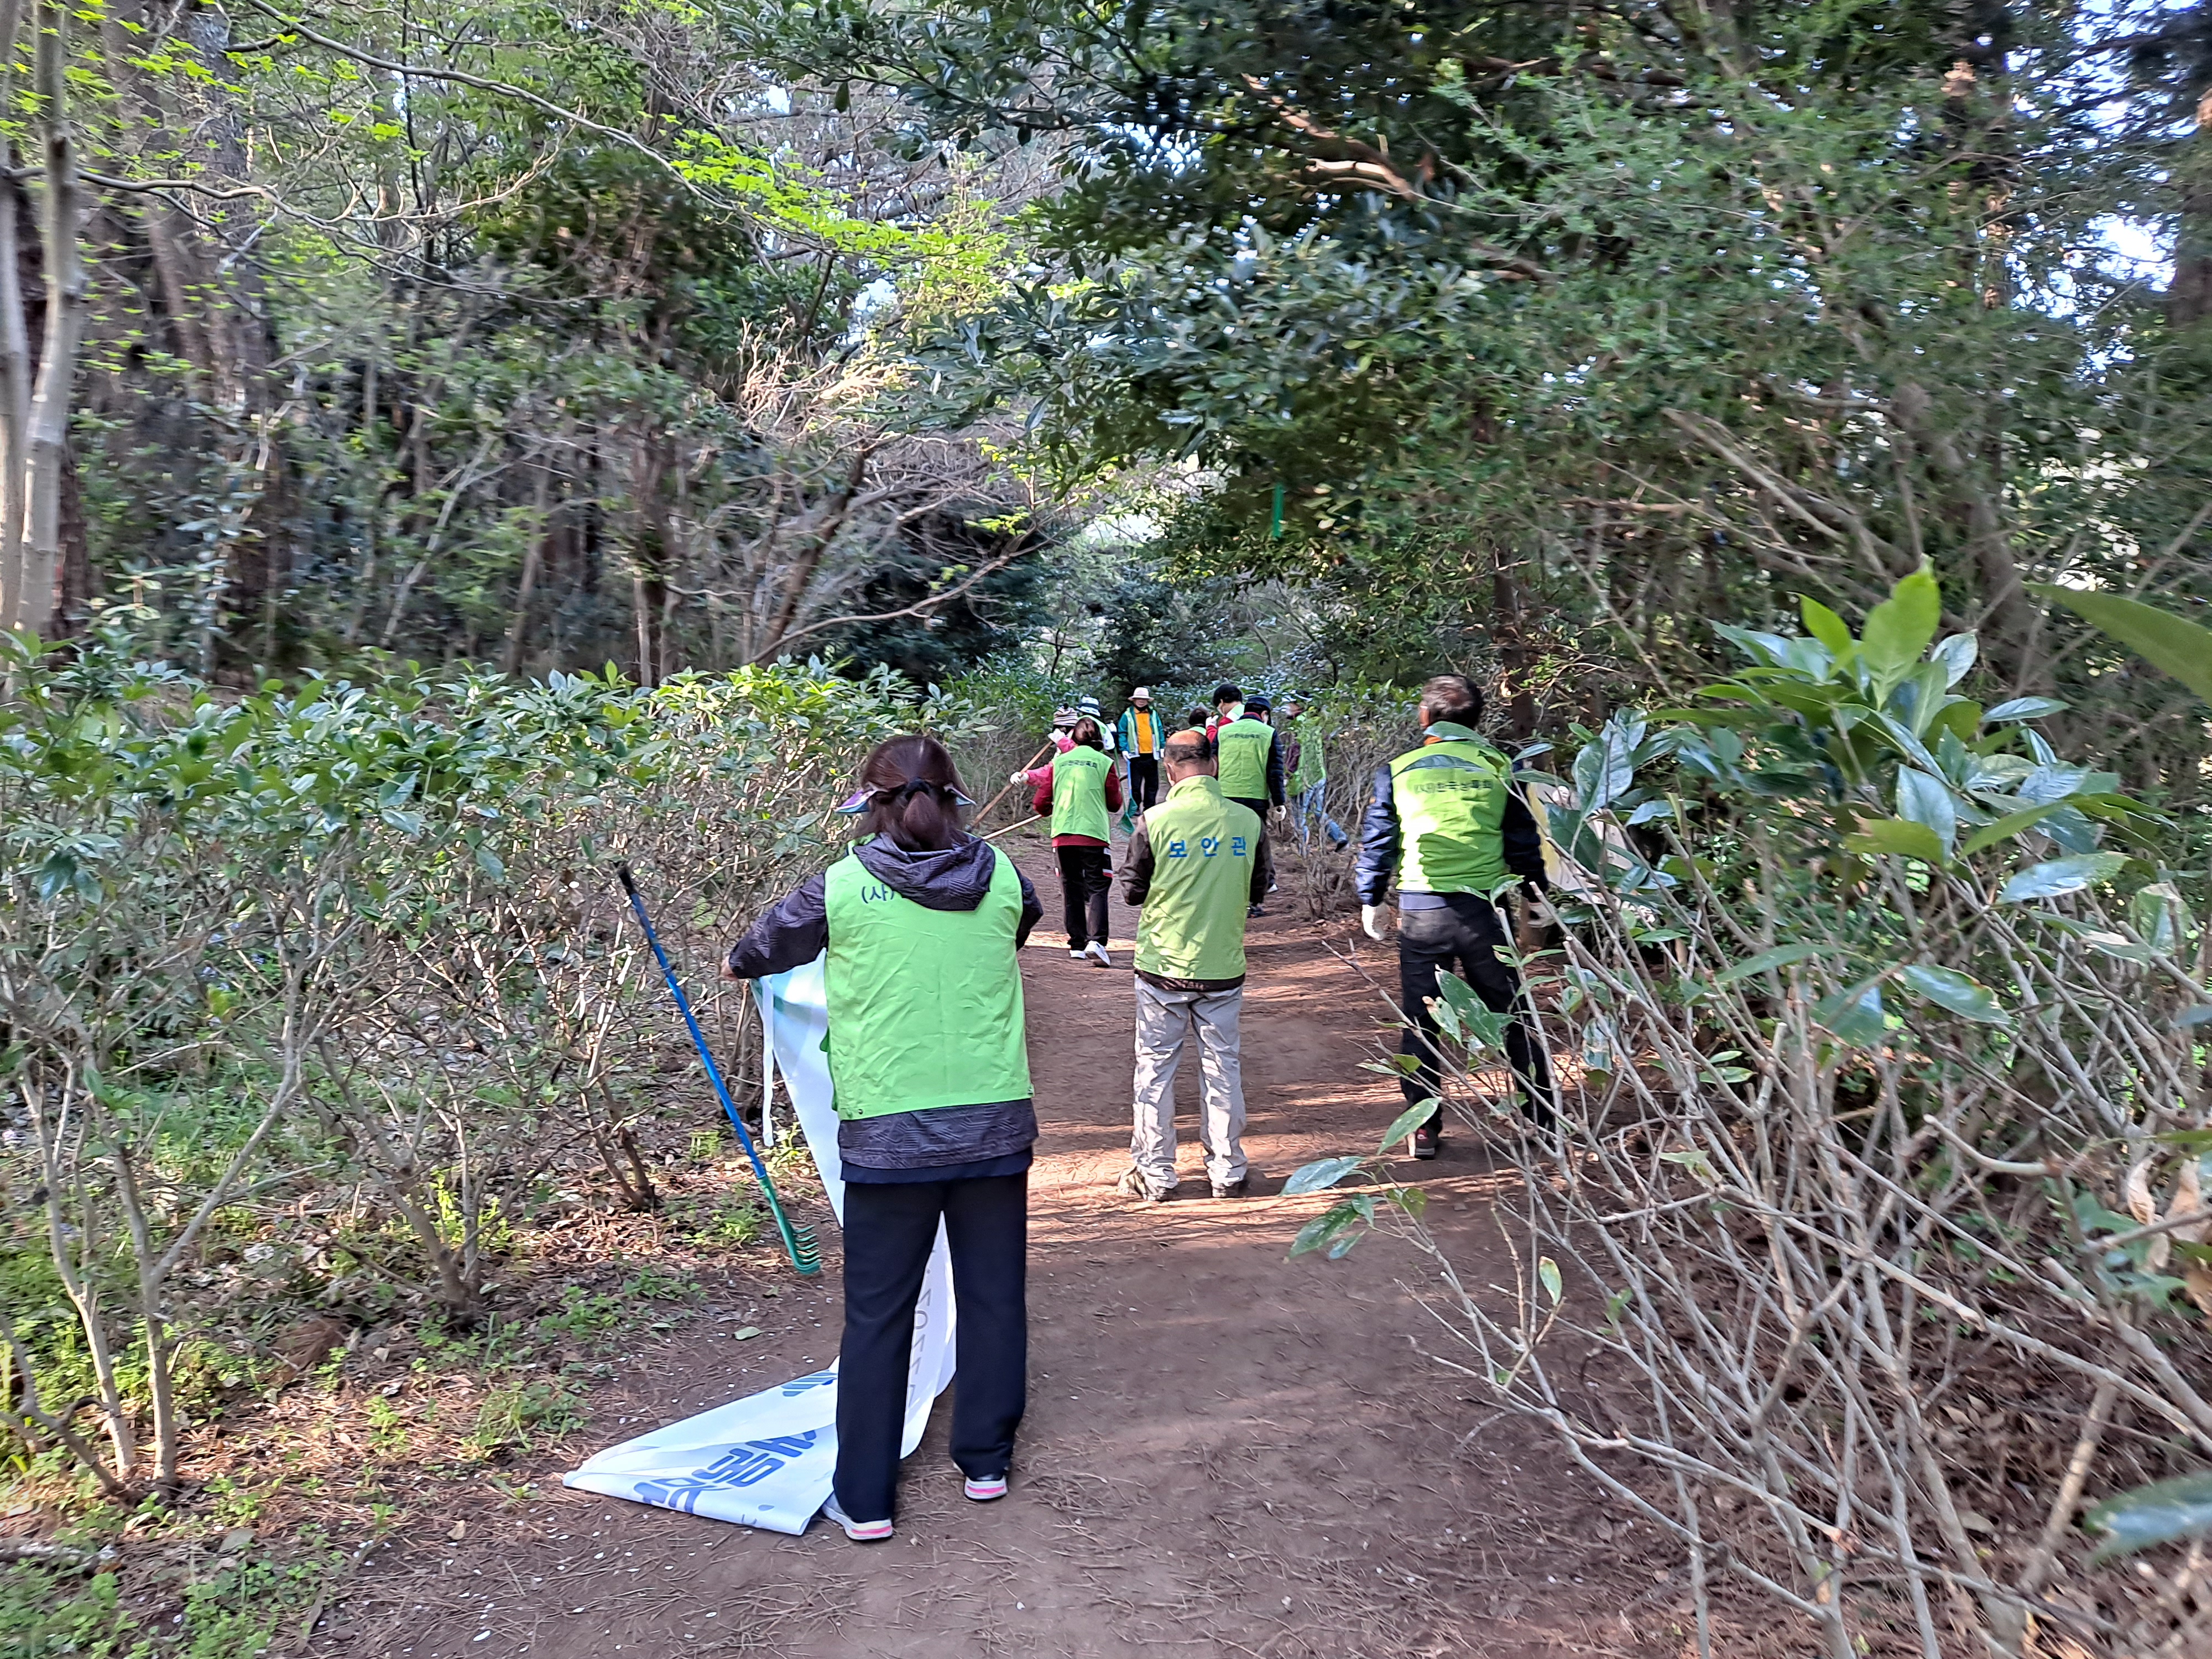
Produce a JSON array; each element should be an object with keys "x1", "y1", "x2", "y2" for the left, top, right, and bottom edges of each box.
[
  {"x1": 1069, "y1": 717, "x2": 1104, "y2": 752},
  {"x1": 855, "y1": 734, "x2": 967, "y2": 852}
]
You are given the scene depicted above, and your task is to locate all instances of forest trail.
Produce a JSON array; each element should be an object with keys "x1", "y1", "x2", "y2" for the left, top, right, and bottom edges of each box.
[{"x1": 340, "y1": 838, "x2": 1676, "y2": 1659}]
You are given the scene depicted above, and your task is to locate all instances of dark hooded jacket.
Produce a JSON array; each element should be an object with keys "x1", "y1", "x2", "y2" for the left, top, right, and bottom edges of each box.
[{"x1": 724, "y1": 835, "x2": 1044, "y2": 1180}]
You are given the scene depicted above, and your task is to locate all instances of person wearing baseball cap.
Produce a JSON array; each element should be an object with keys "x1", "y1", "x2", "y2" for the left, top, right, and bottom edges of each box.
[
  {"x1": 1115, "y1": 687, "x2": 1165, "y2": 816},
  {"x1": 1210, "y1": 685, "x2": 1286, "y2": 828}
]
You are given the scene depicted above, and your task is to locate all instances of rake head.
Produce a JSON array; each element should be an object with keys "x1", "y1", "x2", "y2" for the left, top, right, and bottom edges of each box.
[{"x1": 782, "y1": 1216, "x2": 823, "y2": 1276}]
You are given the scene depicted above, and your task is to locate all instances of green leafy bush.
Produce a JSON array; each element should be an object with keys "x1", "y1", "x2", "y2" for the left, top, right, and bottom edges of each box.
[
  {"x1": 1296, "y1": 568, "x2": 2210, "y2": 1656},
  {"x1": 0, "y1": 1567, "x2": 140, "y2": 1659},
  {"x1": 0, "y1": 634, "x2": 965, "y2": 1495}
]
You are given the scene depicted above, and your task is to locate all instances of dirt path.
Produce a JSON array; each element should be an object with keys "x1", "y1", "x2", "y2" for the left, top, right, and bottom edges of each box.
[{"x1": 339, "y1": 838, "x2": 1678, "y2": 1658}]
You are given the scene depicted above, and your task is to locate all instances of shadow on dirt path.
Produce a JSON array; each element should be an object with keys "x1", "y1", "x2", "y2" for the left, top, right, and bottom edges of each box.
[{"x1": 341, "y1": 835, "x2": 1683, "y2": 1658}]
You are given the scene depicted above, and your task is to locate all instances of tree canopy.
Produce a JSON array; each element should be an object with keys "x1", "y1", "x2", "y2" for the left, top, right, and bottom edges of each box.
[{"x1": 0, "y1": 0, "x2": 2195, "y2": 787}]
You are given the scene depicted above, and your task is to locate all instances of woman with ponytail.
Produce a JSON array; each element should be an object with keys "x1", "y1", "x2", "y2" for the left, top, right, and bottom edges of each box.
[{"x1": 722, "y1": 733, "x2": 1043, "y2": 1541}]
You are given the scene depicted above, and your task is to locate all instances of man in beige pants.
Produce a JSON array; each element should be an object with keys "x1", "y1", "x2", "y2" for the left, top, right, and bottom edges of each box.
[{"x1": 1115, "y1": 729, "x2": 1272, "y2": 1202}]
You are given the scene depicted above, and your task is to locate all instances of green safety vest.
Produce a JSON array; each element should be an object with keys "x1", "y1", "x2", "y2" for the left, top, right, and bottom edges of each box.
[
  {"x1": 821, "y1": 849, "x2": 1031, "y2": 1120},
  {"x1": 1050, "y1": 745, "x2": 1113, "y2": 842},
  {"x1": 1387, "y1": 723, "x2": 1515, "y2": 896},
  {"x1": 1215, "y1": 717, "x2": 1274, "y2": 802},
  {"x1": 1134, "y1": 776, "x2": 1261, "y2": 982},
  {"x1": 1288, "y1": 718, "x2": 1326, "y2": 794}
]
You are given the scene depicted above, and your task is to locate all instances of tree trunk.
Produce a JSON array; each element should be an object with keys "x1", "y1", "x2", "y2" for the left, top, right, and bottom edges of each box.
[
  {"x1": 1890, "y1": 383, "x2": 2042, "y2": 694},
  {"x1": 632, "y1": 427, "x2": 671, "y2": 685},
  {"x1": 757, "y1": 447, "x2": 872, "y2": 661},
  {"x1": 2173, "y1": 87, "x2": 2212, "y2": 329},
  {"x1": 501, "y1": 447, "x2": 557, "y2": 677},
  {"x1": 106, "y1": 1144, "x2": 184, "y2": 1489},
  {"x1": 101, "y1": 0, "x2": 221, "y2": 387},
  {"x1": 0, "y1": 0, "x2": 31, "y2": 627},
  {"x1": 28, "y1": 1076, "x2": 137, "y2": 1479},
  {"x1": 56, "y1": 435, "x2": 86, "y2": 632},
  {"x1": 1489, "y1": 546, "x2": 1538, "y2": 742},
  {"x1": 0, "y1": 167, "x2": 29, "y2": 630},
  {"x1": 15, "y1": 0, "x2": 86, "y2": 640}
]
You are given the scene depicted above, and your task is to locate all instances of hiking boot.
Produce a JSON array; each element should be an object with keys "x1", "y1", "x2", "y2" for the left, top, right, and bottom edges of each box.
[
  {"x1": 1248, "y1": 903, "x2": 1266, "y2": 918},
  {"x1": 963, "y1": 1474, "x2": 1009, "y2": 1503},
  {"x1": 820, "y1": 1494, "x2": 893, "y2": 1543},
  {"x1": 1086, "y1": 941, "x2": 1112, "y2": 967},
  {"x1": 1211, "y1": 1177, "x2": 1250, "y2": 1200},
  {"x1": 1410, "y1": 1122, "x2": 1442, "y2": 1161}
]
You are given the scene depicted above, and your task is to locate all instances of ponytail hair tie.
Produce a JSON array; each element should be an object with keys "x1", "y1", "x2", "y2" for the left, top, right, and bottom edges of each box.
[{"x1": 835, "y1": 777, "x2": 978, "y2": 815}]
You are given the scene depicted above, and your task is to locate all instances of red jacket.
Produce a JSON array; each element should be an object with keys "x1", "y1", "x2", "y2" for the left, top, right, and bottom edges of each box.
[{"x1": 1028, "y1": 755, "x2": 1123, "y2": 847}]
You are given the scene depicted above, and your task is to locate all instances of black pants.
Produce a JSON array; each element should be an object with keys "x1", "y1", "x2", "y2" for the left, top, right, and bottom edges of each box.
[
  {"x1": 1397, "y1": 895, "x2": 1556, "y2": 1130},
  {"x1": 1227, "y1": 796, "x2": 1270, "y2": 824},
  {"x1": 1126, "y1": 754, "x2": 1160, "y2": 813},
  {"x1": 836, "y1": 1173, "x2": 1028, "y2": 1522},
  {"x1": 1056, "y1": 844, "x2": 1112, "y2": 948}
]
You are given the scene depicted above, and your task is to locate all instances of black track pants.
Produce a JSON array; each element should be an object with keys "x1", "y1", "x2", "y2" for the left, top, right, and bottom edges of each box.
[
  {"x1": 1396, "y1": 895, "x2": 1556, "y2": 1130},
  {"x1": 1126, "y1": 755, "x2": 1160, "y2": 813},
  {"x1": 1056, "y1": 844, "x2": 1112, "y2": 949},
  {"x1": 834, "y1": 1173, "x2": 1028, "y2": 1523}
]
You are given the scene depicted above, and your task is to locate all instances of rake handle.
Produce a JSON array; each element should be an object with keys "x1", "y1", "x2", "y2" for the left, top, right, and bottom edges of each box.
[{"x1": 615, "y1": 864, "x2": 809, "y2": 1265}]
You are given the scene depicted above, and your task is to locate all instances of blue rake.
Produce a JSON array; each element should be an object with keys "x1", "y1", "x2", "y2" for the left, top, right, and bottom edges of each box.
[{"x1": 615, "y1": 865, "x2": 821, "y2": 1276}]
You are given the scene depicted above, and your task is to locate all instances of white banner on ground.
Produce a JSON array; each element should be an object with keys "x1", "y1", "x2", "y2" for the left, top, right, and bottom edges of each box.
[{"x1": 562, "y1": 953, "x2": 957, "y2": 1535}]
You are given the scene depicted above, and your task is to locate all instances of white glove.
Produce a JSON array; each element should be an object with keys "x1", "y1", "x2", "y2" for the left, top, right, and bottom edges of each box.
[
  {"x1": 1009, "y1": 770, "x2": 1029, "y2": 785},
  {"x1": 1361, "y1": 904, "x2": 1393, "y2": 942}
]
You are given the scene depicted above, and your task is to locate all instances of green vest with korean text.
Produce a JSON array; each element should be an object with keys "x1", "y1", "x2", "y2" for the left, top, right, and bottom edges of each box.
[
  {"x1": 1214, "y1": 716, "x2": 1273, "y2": 802},
  {"x1": 1387, "y1": 723, "x2": 1514, "y2": 896},
  {"x1": 1133, "y1": 776, "x2": 1260, "y2": 983},
  {"x1": 1050, "y1": 745, "x2": 1113, "y2": 842},
  {"x1": 821, "y1": 848, "x2": 1031, "y2": 1120}
]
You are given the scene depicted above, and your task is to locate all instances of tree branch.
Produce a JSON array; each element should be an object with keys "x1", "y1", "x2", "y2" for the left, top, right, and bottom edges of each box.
[
  {"x1": 1236, "y1": 75, "x2": 1547, "y2": 279},
  {"x1": 234, "y1": 0, "x2": 709, "y2": 205},
  {"x1": 745, "y1": 544, "x2": 1027, "y2": 664}
]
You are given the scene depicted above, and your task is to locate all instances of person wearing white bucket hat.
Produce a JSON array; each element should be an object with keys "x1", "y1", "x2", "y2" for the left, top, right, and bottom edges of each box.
[{"x1": 1115, "y1": 687, "x2": 1165, "y2": 814}]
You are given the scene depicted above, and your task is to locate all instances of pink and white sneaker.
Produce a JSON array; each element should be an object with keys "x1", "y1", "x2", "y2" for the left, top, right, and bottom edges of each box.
[
  {"x1": 963, "y1": 1475, "x2": 1009, "y2": 1503},
  {"x1": 821, "y1": 1493, "x2": 893, "y2": 1542}
]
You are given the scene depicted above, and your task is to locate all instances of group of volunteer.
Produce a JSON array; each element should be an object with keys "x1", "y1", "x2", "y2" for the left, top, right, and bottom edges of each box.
[
  {"x1": 1019, "y1": 684, "x2": 1292, "y2": 962},
  {"x1": 716, "y1": 672, "x2": 1553, "y2": 1545}
]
